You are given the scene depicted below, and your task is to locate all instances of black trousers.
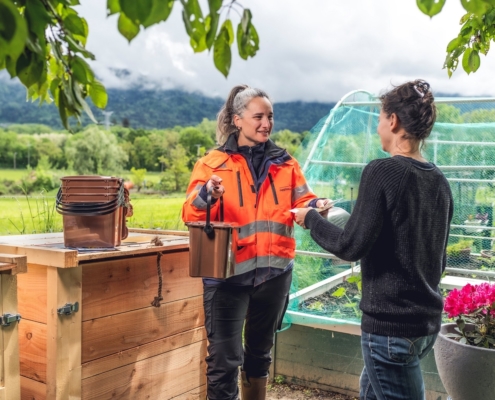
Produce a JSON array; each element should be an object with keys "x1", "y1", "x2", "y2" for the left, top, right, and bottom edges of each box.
[{"x1": 203, "y1": 269, "x2": 292, "y2": 400}]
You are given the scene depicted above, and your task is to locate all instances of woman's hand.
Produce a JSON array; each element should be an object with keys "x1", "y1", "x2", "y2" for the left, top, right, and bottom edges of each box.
[
  {"x1": 206, "y1": 175, "x2": 225, "y2": 199},
  {"x1": 294, "y1": 199, "x2": 332, "y2": 228},
  {"x1": 316, "y1": 198, "x2": 333, "y2": 218}
]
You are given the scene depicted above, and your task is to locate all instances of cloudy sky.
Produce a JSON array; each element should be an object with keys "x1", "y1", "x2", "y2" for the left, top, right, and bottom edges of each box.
[{"x1": 77, "y1": 0, "x2": 495, "y2": 103}]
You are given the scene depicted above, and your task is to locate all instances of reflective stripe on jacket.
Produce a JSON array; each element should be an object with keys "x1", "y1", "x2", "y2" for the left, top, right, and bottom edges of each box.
[{"x1": 182, "y1": 137, "x2": 317, "y2": 277}]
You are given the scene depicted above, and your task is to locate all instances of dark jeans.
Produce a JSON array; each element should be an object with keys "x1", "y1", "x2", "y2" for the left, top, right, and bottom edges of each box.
[
  {"x1": 360, "y1": 332, "x2": 437, "y2": 400},
  {"x1": 203, "y1": 269, "x2": 292, "y2": 400}
]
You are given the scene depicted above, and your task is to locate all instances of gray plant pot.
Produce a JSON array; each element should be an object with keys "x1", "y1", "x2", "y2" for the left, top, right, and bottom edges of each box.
[{"x1": 434, "y1": 323, "x2": 495, "y2": 400}]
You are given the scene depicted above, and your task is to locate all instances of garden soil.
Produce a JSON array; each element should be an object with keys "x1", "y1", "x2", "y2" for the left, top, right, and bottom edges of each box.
[{"x1": 267, "y1": 383, "x2": 358, "y2": 399}]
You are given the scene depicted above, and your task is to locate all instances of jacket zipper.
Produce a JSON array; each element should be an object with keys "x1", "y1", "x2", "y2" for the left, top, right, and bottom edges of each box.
[
  {"x1": 236, "y1": 171, "x2": 244, "y2": 207},
  {"x1": 268, "y1": 173, "x2": 279, "y2": 205}
]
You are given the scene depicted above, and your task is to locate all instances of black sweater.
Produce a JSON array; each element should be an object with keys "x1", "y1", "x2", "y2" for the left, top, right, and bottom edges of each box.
[{"x1": 304, "y1": 156, "x2": 454, "y2": 337}]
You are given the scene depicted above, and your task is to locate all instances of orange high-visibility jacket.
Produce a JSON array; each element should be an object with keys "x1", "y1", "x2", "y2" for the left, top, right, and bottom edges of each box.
[{"x1": 182, "y1": 137, "x2": 318, "y2": 277}]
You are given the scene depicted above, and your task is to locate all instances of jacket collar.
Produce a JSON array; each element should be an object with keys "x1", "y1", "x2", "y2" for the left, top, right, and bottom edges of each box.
[{"x1": 221, "y1": 134, "x2": 290, "y2": 161}]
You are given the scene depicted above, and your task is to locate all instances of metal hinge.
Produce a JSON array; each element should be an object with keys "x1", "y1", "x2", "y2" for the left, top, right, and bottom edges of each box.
[
  {"x1": 57, "y1": 302, "x2": 79, "y2": 316},
  {"x1": 0, "y1": 313, "x2": 21, "y2": 327}
]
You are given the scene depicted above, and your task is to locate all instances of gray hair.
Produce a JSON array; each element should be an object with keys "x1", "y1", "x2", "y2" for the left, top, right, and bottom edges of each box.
[{"x1": 216, "y1": 85, "x2": 272, "y2": 145}]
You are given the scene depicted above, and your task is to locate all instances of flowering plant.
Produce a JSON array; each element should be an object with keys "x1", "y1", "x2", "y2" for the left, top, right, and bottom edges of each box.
[{"x1": 444, "y1": 283, "x2": 495, "y2": 349}]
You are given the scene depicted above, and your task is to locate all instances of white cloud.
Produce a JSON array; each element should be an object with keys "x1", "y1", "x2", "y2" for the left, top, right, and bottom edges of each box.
[{"x1": 77, "y1": 0, "x2": 495, "y2": 102}]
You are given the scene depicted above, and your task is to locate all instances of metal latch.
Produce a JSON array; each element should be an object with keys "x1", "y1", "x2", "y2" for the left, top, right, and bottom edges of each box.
[
  {"x1": 57, "y1": 302, "x2": 79, "y2": 316},
  {"x1": 0, "y1": 313, "x2": 21, "y2": 327}
]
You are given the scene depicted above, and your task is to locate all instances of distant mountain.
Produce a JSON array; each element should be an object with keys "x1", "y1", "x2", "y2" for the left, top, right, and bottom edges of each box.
[{"x1": 0, "y1": 80, "x2": 334, "y2": 132}]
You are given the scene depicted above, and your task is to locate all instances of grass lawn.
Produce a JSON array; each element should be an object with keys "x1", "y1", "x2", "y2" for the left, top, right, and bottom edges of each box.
[
  {"x1": 0, "y1": 194, "x2": 186, "y2": 236},
  {"x1": 0, "y1": 168, "x2": 33, "y2": 181}
]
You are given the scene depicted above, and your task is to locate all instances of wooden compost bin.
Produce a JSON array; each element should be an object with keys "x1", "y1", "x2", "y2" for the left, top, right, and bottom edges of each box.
[
  {"x1": 0, "y1": 230, "x2": 205, "y2": 400},
  {"x1": 0, "y1": 254, "x2": 27, "y2": 400},
  {"x1": 273, "y1": 266, "x2": 451, "y2": 400}
]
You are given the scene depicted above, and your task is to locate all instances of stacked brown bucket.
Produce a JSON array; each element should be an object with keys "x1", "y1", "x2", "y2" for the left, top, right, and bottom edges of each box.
[{"x1": 56, "y1": 176, "x2": 133, "y2": 248}]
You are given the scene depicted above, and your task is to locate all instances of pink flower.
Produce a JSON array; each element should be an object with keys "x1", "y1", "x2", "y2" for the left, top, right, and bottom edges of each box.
[{"x1": 444, "y1": 282, "x2": 495, "y2": 349}]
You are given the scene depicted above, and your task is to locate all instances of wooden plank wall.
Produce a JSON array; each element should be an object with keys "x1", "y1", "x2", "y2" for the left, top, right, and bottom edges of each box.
[
  {"x1": 80, "y1": 250, "x2": 206, "y2": 399},
  {"x1": 17, "y1": 264, "x2": 48, "y2": 399},
  {"x1": 1, "y1": 273, "x2": 21, "y2": 400},
  {"x1": 274, "y1": 324, "x2": 448, "y2": 400}
]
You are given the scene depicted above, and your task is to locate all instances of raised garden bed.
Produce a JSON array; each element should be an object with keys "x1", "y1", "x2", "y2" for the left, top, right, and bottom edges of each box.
[{"x1": 289, "y1": 265, "x2": 492, "y2": 332}]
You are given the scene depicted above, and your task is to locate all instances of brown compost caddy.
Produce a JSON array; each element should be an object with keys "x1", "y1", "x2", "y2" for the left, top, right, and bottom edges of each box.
[
  {"x1": 186, "y1": 192, "x2": 238, "y2": 279},
  {"x1": 0, "y1": 175, "x2": 206, "y2": 399}
]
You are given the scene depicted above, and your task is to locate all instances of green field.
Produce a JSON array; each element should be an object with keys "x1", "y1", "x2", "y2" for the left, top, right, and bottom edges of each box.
[
  {"x1": 0, "y1": 168, "x2": 163, "y2": 184},
  {"x1": 0, "y1": 195, "x2": 186, "y2": 236},
  {"x1": 0, "y1": 168, "x2": 34, "y2": 181}
]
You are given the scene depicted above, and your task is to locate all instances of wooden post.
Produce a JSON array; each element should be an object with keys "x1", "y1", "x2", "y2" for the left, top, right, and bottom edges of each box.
[
  {"x1": 0, "y1": 254, "x2": 27, "y2": 400},
  {"x1": 46, "y1": 266, "x2": 82, "y2": 400}
]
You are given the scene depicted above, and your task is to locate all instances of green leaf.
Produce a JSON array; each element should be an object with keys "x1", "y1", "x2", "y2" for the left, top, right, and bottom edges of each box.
[
  {"x1": 182, "y1": 0, "x2": 207, "y2": 52},
  {"x1": 0, "y1": 0, "x2": 28, "y2": 60},
  {"x1": 117, "y1": 12, "x2": 140, "y2": 42},
  {"x1": 66, "y1": 35, "x2": 96, "y2": 59},
  {"x1": 416, "y1": 0, "x2": 446, "y2": 17},
  {"x1": 73, "y1": 17, "x2": 89, "y2": 46},
  {"x1": 71, "y1": 56, "x2": 94, "y2": 84},
  {"x1": 447, "y1": 37, "x2": 462, "y2": 53},
  {"x1": 15, "y1": 49, "x2": 45, "y2": 89},
  {"x1": 25, "y1": 0, "x2": 52, "y2": 40},
  {"x1": 486, "y1": 8, "x2": 495, "y2": 25},
  {"x1": 72, "y1": 82, "x2": 97, "y2": 123},
  {"x1": 205, "y1": 12, "x2": 220, "y2": 50},
  {"x1": 64, "y1": 14, "x2": 87, "y2": 37},
  {"x1": 208, "y1": 0, "x2": 222, "y2": 13},
  {"x1": 237, "y1": 19, "x2": 259, "y2": 60},
  {"x1": 462, "y1": 47, "x2": 473, "y2": 73},
  {"x1": 107, "y1": 0, "x2": 120, "y2": 15},
  {"x1": 469, "y1": 49, "x2": 481, "y2": 72},
  {"x1": 331, "y1": 287, "x2": 346, "y2": 298},
  {"x1": 462, "y1": 47, "x2": 481, "y2": 73},
  {"x1": 222, "y1": 19, "x2": 234, "y2": 46},
  {"x1": 89, "y1": 80, "x2": 108, "y2": 109},
  {"x1": 143, "y1": 0, "x2": 175, "y2": 28},
  {"x1": 120, "y1": 0, "x2": 153, "y2": 25},
  {"x1": 213, "y1": 26, "x2": 231, "y2": 77},
  {"x1": 460, "y1": 12, "x2": 472, "y2": 24},
  {"x1": 240, "y1": 8, "x2": 252, "y2": 33},
  {"x1": 461, "y1": 0, "x2": 490, "y2": 15},
  {"x1": 57, "y1": 90, "x2": 70, "y2": 130}
]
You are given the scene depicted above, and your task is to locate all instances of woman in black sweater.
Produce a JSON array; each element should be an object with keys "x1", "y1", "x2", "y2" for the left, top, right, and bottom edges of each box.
[{"x1": 295, "y1": 80, "x2": 453, "y2": 400}]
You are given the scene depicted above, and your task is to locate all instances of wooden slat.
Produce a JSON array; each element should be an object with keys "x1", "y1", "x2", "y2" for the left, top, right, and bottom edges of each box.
[
  {"x1": 82, "y1": 295, "x2": 204, "y2": 363},
  {"x1": 46, "y1": 266, "x2": 82, "y2": 400},
  {"x1": 0, "y1": 262, "x2": 16, "y2": 274},
  {"x1": 17, "y1": 264, "x2": 47, "y2": 324},
  {"x1": 77, "y1": 239, "x2": 189, "y2": 262},
  {"x1": 82, "y1": 327, "x2": 206, "y2": 379},
  {"x1": 0, "y1": 245, "x2": 77, "y2": 269},
  {"x1": 81, "y1": 340, "x2": 206, "y2": 399},
  {"x1": 171, "y1": 384, "x2": 206, "y2": 399},
  {"x1": 20, "y1": 376, "x2": 46, "y2": 400},
  {"x1": 0, "y1": 273, "x2": 21, "y2": 400},
  {"x1": 0, "y1": 387, "x2": 5, "y2": 400},
  {"x1": 81, "y1": 252, "x2": 201, "y2": 321},
  {"x1": 18, "y1": 320, "x2": 47, "y2": 383},
  {"x1": 129, "y1": 228, "x2": 189, "y2": 237},
  {"x1": 0, "y1": 254, "x2": 27, "y2": 275}
]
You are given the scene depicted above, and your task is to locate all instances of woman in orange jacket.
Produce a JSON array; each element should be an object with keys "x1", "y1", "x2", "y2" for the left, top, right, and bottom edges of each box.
[{"x1": 182, "y1": 85, "x2": 329, "y2": 400}]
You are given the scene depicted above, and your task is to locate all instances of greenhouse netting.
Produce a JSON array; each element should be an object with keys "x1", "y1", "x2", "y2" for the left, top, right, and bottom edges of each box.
[{"x1": 286, "y1": 90, "x2": 495, "y2": 327}]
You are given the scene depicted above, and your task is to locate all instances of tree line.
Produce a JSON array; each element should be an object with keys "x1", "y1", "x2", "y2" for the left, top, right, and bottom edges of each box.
[{"x1": 0, "y1": 120, "x2": 308, "y2": 195}]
